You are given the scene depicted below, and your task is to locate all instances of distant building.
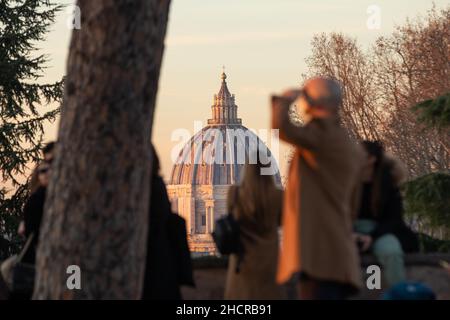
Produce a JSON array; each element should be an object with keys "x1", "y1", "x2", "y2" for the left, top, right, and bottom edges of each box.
[{"x1": 167, "y1": 72, "x2": 280, "y2": 254}]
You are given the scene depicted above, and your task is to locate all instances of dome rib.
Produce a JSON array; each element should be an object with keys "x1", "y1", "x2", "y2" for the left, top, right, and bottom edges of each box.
[
  {"x1": 169, "y1": 72, "x2": 280, "y2": 186},
  {"x1": 169, "y1": 125, "x2": 280, "y2": 186}
]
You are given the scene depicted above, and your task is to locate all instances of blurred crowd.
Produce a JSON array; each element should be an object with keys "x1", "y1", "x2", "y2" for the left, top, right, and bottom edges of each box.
[{"x1": 1, "y1": 77, "x2": 435, "y2": 300}]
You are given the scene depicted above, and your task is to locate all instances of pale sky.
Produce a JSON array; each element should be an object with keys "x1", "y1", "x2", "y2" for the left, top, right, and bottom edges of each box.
[{"x1": 40, "y1": 0, "x2": 449, "y2": 180}]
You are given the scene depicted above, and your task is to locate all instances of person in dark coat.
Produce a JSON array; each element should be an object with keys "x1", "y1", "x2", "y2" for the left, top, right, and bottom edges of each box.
[
  {"x1": 21, "y1": 161, "x2": 50, "y2": 264},
  {"x1": 142, "y1": 146, "x2": 194, "y2": 300},
  {"x1": 4, "y1": 142, "x2": 55, "y2": 300},
  {"x1": 354, "y1": 141, "x2": 419, "y2": 287},
  {"x1": 19, "y1": 141, "x2": 55, "y2": 264}
]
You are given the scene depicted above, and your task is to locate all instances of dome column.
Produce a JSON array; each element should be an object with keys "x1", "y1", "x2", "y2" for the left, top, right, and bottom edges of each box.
[{"x1": 204, "y1": 199, "x2": 215, "y2": 234}]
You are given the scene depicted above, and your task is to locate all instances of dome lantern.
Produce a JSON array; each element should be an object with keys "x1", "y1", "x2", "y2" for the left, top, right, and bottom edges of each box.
[{"x1": 208, "y1": 71, "x2": 242, "y2": 125}]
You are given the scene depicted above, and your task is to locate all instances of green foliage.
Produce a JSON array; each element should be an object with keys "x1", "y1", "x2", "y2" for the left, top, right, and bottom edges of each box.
[
  {"x1": 412, "y1": 92, "x2": 450, "y2": 130},
  {"x1": 0, "y1": 0, "x2": 63, "y2": 254},
  {"x1": 418, "y1": 233, "x2": 450, "y2": 253},
  {"x1": 403, "y1": 172, "x2": 450, "y2": 230}
]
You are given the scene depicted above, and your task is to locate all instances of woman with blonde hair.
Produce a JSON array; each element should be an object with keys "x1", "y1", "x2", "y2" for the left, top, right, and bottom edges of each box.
[{"x1": 224, "y1": 155, "x2": 285, "y2": 299}]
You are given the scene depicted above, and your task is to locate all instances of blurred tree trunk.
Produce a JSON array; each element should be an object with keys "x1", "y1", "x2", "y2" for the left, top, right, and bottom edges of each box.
[{"x1": 33, "y1": 0, "x2": 171, "y2": 299}]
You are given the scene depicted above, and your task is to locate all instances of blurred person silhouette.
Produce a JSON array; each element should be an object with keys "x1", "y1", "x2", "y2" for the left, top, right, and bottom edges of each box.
[
  {"x1": 17, "y1": 168, "x2": 38, "y2": 238},
  {"x1": 142, "y1": 145, "x2": 194, "y2": 300},
  {"x1": 42, "y1": 141, "x2": 55, "y2": 163},
  {"x1": 224, "y1": 154, "x2": 285, "y2": 300},
  {"x1": 21, "y1": 160, "x2": 52, "y2": 264},
  {"x1": 17, "y1": 141, "x2": 56, "y2": 239},
  {"x1": 18, "y1": 142, "x2": 56, "y2": 261},
  {"x1": 0, "y1": 142, "x2": 56, "y2": 299},
  {"x1": 271, "y1": 77, "x2": 365, "y2": 300},
  {"x1": 354, "y1": 141, "x2": 419, "y2": 287}
]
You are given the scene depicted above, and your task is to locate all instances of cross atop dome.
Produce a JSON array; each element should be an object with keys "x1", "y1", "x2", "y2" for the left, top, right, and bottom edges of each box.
[
  {"x1": 221, "y1": 65, "x2": 227, "y2": 81},
  {"x1": 208, "y1": 69, "x2": 242, "y2": 125}
]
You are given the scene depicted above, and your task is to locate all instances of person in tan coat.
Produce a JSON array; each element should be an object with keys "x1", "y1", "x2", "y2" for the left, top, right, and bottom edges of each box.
[
  {"x1": 271, "y1": 77, "x2": 365, "y2": 299},
  {"x1": 224, "y1": 158, "x2": 286, "y2": 300}
]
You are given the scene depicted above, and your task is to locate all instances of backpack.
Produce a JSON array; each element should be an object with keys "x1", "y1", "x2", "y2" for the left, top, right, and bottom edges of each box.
[
  {"x1": 382, "y1": 281, "x2": 436, "y2": 300},
  {"x1": 212, "y1": 187, "x2": 244, "y2": 272}
]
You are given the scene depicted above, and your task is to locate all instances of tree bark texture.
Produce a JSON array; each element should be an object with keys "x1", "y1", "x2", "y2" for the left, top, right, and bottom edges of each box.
[{"x1": 33, "y1": 0, "x2": 171, "y2": 299}]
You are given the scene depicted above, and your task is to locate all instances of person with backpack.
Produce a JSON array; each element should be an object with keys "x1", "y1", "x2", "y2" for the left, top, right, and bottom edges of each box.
[{"x1": 224, "y1": 157, "x2": 285, "y2": 300}]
